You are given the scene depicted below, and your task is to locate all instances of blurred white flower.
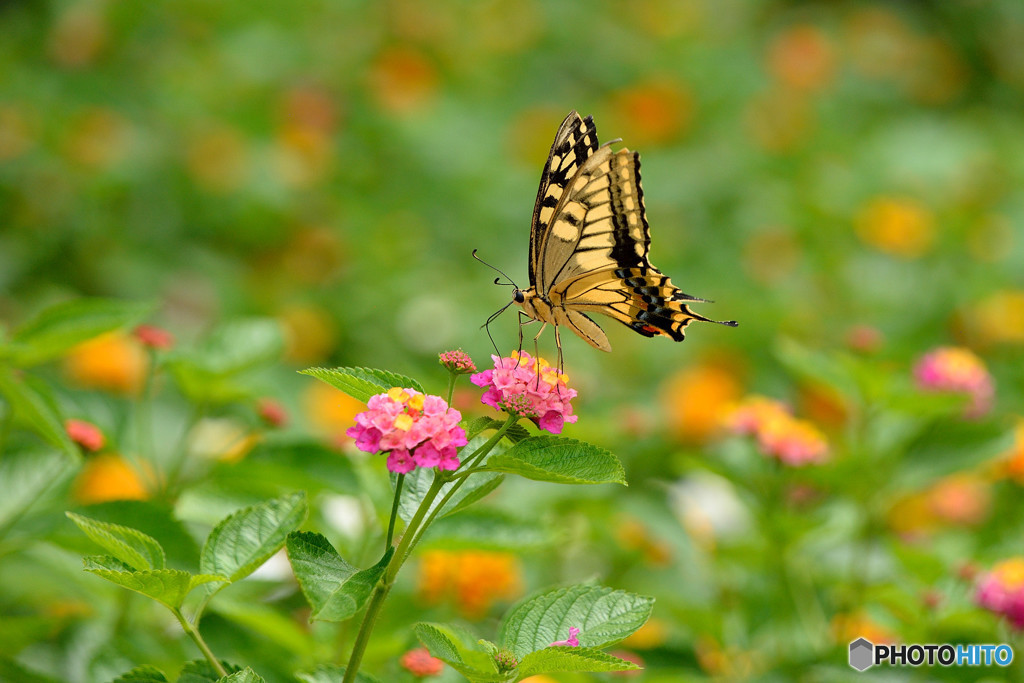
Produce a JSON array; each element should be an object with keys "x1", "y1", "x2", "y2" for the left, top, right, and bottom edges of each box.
[{"x1": 669, "y1": 471, "x2": 750, "y2": 547}]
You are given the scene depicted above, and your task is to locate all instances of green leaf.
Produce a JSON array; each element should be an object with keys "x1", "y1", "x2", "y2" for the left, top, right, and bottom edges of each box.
[
  {"x1": 76, "y1": 500, "x2": 201, "y2": 569},
  {"x1": 482, "y1": 436, "x2": 626, "y2": 485},
  {"x1": 414, "y1": 622, "x2": 505, "y2": 682},
  {"x1": 0, "y1": 659, "x2": 62, "y2": 683},
  {"x1": 7, "y1": 298, "x2": 154, "y2": 367},
  {"x1": 397, "y1": 466, "x2": 504, "y2": 524},
  {"x1": 0, "y1": 449, "x2": 74, "y2": 532},
  {"x1": 300, "y1": 366, "x2": 423, "y2": 403},
  {"x1": 892, "y1": 418, "x2": 1016, "y2": 490},
  {"x1": 111, "y1": 665, "x2": 169, "y2": 682},
  {"x1": 296, "y1": 666, "x2": 381, "y2": 683},
  {"x1": 516, "y1": 647, "x2": 640, "y2": 678},
  {"x1": 464, "y1": 416, "x2": 528, "y2": 444},
  {"x1": 178, "y1": 660, "x2": 241, "y2": 683},
  {"x1": 200, "y1": 491, "x2": 307, "y2": 588},
  {"x1": 774, "y1": 337, "x2": 858, "y2": 399},
  {"x1": 66, "y1": 512, "x2": 166, "y2": 570},
  {"x1": 82, "y1": 557, "x2": 210, "y2": 609},
  {"x1": 218, "y1": 668, "x2": 264, "y2": 683},
  {"x1": 285, "y1": 532, "x2": 358, "y2": 612},
  {"x1": 312, "y1": 548, "x2": 394, "y2": 622},
  {"x1": 498, "y1": 584, "x2": 653, "y2": 658},
  {"x1": 167, "y1": 318, "x2": 284, "y2": 403},
  {"x1": 0, "y1": 367, "x2": 77, "y2": 461},
  {"x1": 420, "y1": 510, "x2": 551, "y2": 551}
]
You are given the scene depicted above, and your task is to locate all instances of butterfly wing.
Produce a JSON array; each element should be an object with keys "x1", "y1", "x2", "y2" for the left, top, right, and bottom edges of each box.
[
  {"x1": 529, "y1": 111, "x2": 599, "y2": 288},
  {"x1": 541, "y1": 144, "x2": 733, "y2": 345}
]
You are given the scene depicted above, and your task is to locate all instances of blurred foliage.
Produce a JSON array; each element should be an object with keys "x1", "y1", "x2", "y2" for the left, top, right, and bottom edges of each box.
[{"x1": 3, "y1": 0, "x2": 1024, "y2": 680}]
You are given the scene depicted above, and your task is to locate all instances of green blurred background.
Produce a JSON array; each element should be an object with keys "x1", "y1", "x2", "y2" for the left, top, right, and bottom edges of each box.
[{"x1": 4, "y1": 0, "x2": 1024, "y2": 681}]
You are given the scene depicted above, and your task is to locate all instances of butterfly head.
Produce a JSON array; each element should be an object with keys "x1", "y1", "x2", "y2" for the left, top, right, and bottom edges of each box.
[{"x1": 513, "y1": 289, "x2": 525, "y2": 304}]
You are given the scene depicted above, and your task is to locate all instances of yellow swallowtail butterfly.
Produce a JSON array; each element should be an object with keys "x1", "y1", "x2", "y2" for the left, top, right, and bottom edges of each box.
[{"x1": 480, "y1": 110, "x2": 736, "y2": 359}]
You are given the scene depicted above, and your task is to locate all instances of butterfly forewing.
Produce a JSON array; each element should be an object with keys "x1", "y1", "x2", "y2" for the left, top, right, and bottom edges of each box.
[{"x1": 529, "y1": 111, "x2": 599, "y2": 286}]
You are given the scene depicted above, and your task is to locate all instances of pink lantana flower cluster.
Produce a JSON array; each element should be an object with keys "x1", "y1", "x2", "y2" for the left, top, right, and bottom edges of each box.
[
  {"x1": 914, "y1": 346, "x2": 994, "y2": 417},
  {"x1": 975, "y1": 558, "x2": 1024, "y2": 629},
  {"x1": 346, "y1": 387, "x2": 467, "y2": 474},
  {"x1": 470, "y1": 351, "x2": 577, "y2": 434},
  {"x1": 439, "y1": 348, "x2": 477, "y2": 374},
  {"x1": 724, "y1": 395, "x2": 828, "y2": 466}
]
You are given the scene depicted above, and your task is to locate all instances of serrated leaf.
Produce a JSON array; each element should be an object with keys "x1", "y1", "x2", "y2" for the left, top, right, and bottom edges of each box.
[
  {"x1": 67, "y1": 512, "x2": 166, "y2": 570},
  {"x1": 0, "y1": 367, "x2": 77, "y2": 461},
  {"x1": 296, "y1": 666, "x2": 382, "y2": 683},
  {"x1": 178, "y1": 660, "x2": 241, "y2": 683},
  {"x1": 516, "y1": 647, "x2": 640, "y2": 678},
  {"x1": 300, "y1": 366, "x2": 423, "y2": 403},
  {"x1": 0, "y1": 448, "x2": 74, "y2": 531},
  {"x1": 482, "y1": 436, "x2": 626, "y2": 485},
  {"x1": 420, "y1": 510, "x2": 551, "y2": 551},
  {"x1": 498, "y1": 584, "x2": 653, "y2": 658},
  {"x1": 414, "y1": 622, "x2": 505, "y2": 682},
  {"x1": 8, "y1": 298, "x2": 154, "y2": 367},
  {"x1": 200, "y1": 491, "x2": 307, "y2": 589},
  {"x1": 111, "y1": 665, "x2": 169, "y2": 682},
  {"x1": 218, "y1": 668, "x2": 264, "y2": 683},
  {"x1": 285, "y1": 532, "x2": 357, "y2": 612},
  {"x1": 396, "y1": 465, "x2": 504, "y2": 524},
  {"x1": 312, "y1": 548, "x2": 394, "y2": 622},
  {"x1": 82, "y1": 558, "x2": 195, "y2": 609}
]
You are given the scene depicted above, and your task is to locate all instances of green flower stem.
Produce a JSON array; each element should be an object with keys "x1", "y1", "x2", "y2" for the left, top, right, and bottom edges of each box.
[
  {"x1": 172, "y1": 607, "x2": 227, "y2": 678},
  {"x1": 342, "y1": 414, "x2": 517, "y2": 682},
  {"x1": 386, "y1": 473, "x2": 405, "y2": 548},
  {"x1": 445, "y1": 372, "x2": 457, "y2": 406},
  {"x1": 132, "y1": 350, "x2": 158, "y2": 488},
  {"x1": 343, "y1": 473, "x2": 446, "y2": 683}
]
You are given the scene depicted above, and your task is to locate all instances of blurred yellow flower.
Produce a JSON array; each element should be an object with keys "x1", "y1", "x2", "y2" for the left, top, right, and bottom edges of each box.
[
  {"x1": 662, "y1": 360, "x2": 743, "y2": 443},
  {"x1": 610, "y1": 80, "x2": 695, "y2": 147},
  {"x1": 188, "y1": 418, "x2": 260, "y2": 464},
  {"x1": 64, "y1": 108, "x2": 134, "y2": 169},
  {"x1": 186, "y1": 126, "x2": 249, "y2": 194},
  {"x1": 64, "y1": 332, "x2": 148, "y2": 395},
  {"x1": 519, "y1": 677, "x2": 559, "y2": 683},
  {"x1": 303, "y1": 380, "x2": 366, "y2": 441},
  {"x1": 926, "y1": 473, "x2": 990, "y2": 526},
  {"x1": 417, "y1": 550, "x2": 522, "y2": 618},
  {"x1": 831, "y1": 612, "x2": 895, "y2": 644},
  {"x1": 621, "y1": 618, "x2": 667, "y2": 650},
  {"x1": 888, "y1": 491, "x2": 936, "y2": 538},
  {"x1": 73, "y1": 454, "x2": 150, "y2": 504},
  {"x1": 972, "y1": 290, "x2": 1024, "y2": 346},
  {"x1": 273, "y1": 125, "x2": 333, "y2": 188},
  {"x1": 855, "y1": 197, "x2": 934, "y2": 258},
  {"x1": 798, "y1": 382, "x2": 848, "y2": 431},
  {"x1": 279, "y1": 304, "x2": 338, "y2": 363},
  {"x1": 0, "y1": 105, "x2": 35, "y2": 161},
  {"x1": 694, "y1": 635, "x2": 757, "y2": 678},
  {"x1": 997, "y1": 419, "x2": 1024, "y2": 485},
  {"x1": 614, "y1": 517, "x2": 672, "y2": 567},
  {"x1": 368, "y1": 46, "x2": 438, "y2": 114},
  {"x1": 767, "y1": 24, "x2": 837, "y2": 92}
]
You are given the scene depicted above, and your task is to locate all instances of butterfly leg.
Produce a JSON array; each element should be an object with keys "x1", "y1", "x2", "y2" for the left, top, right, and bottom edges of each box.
[
  {"x1": 531, "y1": 322, "x2": 547, "y2": 390},
  {"x1": 516, "y1": 312, "x2": 537, "y2": 369},
  {"x1": 554, "y1": 325, "x2": 565, "y2": 398}
]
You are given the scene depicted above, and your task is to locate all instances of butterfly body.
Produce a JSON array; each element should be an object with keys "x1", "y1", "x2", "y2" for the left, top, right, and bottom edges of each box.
[{"x1": 510, "y1": 110, "x2": 736, "y2": 353}]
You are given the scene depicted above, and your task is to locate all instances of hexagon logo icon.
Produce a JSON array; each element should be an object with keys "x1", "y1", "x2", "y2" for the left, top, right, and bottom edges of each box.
[{"x1": 849, "y1": 637, "x2": 874, "y2": 671}]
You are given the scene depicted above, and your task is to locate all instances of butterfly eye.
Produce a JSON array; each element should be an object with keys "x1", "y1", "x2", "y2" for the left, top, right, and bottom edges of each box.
[{"x1": 513, "y1": 290, "x2": 525, "y2": 304}]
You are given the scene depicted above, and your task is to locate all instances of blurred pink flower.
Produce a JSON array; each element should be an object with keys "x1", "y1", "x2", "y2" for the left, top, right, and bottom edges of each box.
[
  {"x1": 439, "y1": 348, "x2": 477, "y2": 374},
  {"x1": 976, "y1": 558, "x2": 1024, "y2": 629},
  {"x1": 347, "y1": 388, "x2": 467, "y2": 473},
  {"x1": 133, "y1": 324, "x2": 174, "y2": 351},
  {"x1": 914, "y1": 346, "x2": 994, "y2": 417},
  {"x1": 551, "y1": 626, "x2": 580, "y2": 647},
  {"x1": 724, "y1": 395, "x2": 828, "y2": 466},
  {"x1": 257, "y1": 397, "x2": 288, "y2": 428},
  {"x1": 400, "y1": 647, "x2": 444, "y2": 677},
  {"x1": 470, "y1": 352, "x2": 577, "y2": 434},
  {"x1": 66, "y1": 419, "x2": 105, "y2": 452}
]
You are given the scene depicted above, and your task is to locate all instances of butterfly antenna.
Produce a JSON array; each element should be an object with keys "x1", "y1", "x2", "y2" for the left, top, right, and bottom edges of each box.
[{"x1": 472, "y1": 249, "x2": 519, "y2": 289}]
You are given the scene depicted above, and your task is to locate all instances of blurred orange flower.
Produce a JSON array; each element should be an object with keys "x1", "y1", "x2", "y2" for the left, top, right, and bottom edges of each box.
[
  {"x1": 855, "y1": 196, "x2": 934, "y2": 258},
  {"x1": 73, "y1": 454, "x2": 150, "y2": 504},
  {"x1": 621, "y1": 618, "x2": 667, "y2": 650},
  {"x1": 798, "y1": 382, "x2": 848, "y2": 430},
  {"x1": 767, "y1": 24, "x2": 837, "y2": 92},
  {"x1": 303, "y1": 380, "x2": 366, "y2": 442},
  {"x1": 64, "y1": 332, "x2": 148, "y2": 395},
  {"x1": 662, "y1": 360, "x2": 743, "y2": 443},
  {"x1": 971, "y1": 290, "x2": 1024, "y2": 347},
  {"x1": 279, "y1": 304, "x2": 338, "y2": 363},
  {"x1": 831, "y1": 611, "x2": 895, "y2": 644},
  {"x1": 615, "y1": 517, "x2": 672, "y2": 567},
  {"x1": 611, "y1": 80, "x2": 695, "y2": 147},
  {"x1": 997, "y1": 420, "x2": 1024, "y2": 485},
  {"x1": 417, "y1": 550, "x2": 522, "y2": 618},
  {"x1": 927, "y1": 473, "x2": 990, "y2": 526},
  {"x1": 724, "y1": 395, "x2": 829, "y2": 466},
  {"x1": 368, "y1": 46, "x2": 438, "y2": 114}
]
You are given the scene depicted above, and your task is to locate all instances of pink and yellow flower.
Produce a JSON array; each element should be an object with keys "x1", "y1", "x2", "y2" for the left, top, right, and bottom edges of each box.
[
  {"x1": 723, "y1": 395, "x2": 828, "y2": 466},
  {"x1": 913, "y1": 346, "x2": 994, "y2": 417},
  {"x1": 470, "y1": 352, "x2": 577, "y2": 434},
  {"x1": 976, "y1": 558, "x2": 1024, "y2": 629},
  {"x1": 346, "y1": 388, "x2": 467, "y2": 473},
  {"x1": 439, "y1": 349, "x2": 477, "y2": 374}
]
